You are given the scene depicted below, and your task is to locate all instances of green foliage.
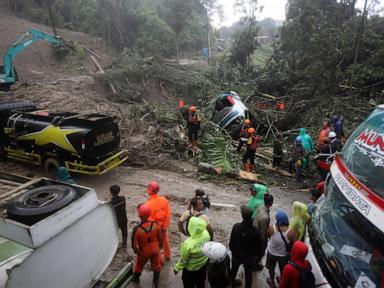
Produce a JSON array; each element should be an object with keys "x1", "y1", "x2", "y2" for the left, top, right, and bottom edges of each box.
[
  {"x1": 103, "y1": 56, "x2": 215, "y2": 103},
  {"x1": 199, "y1": 122, "x2": 240, "y2": 173},
  {"x1": 8, "y1": 0, "x2": 211, "y2": 57},
  {"x1": 263, "y1": 0, "x2": 384, "y2": 98},
  {"x1": 251, "y1": 43, "x2": 273, "y2": 67},
  {"x1": 229, "y1": 24, "x2": 259, "y2": 67},
  {"x1": 159, "y1": 0, "x2": 207, "y2": 56},
  {"x1": 136, "y1": 8, "x2": 176, "y2": 57}
]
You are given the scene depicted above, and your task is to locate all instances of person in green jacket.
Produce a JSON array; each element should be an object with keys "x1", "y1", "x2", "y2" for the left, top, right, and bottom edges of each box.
[
  {"x1": 290, "y1": 201, "x2": 310, "y2": 241},
  {"x1": 247, "y1": 184, "x2": 268, "y2": 219},
  {"x1": 298, "y1": 128, "x2": 314, "y2": 168},
  {"x1": 174, "y1": 216, "x2": 211, "y2": 288}
]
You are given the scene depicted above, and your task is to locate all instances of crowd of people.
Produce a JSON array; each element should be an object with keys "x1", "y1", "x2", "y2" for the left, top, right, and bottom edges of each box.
[
  {"x1": 104, "y1": 179, "x2": 325, "y2": 288},
  {"x1": 53, "y1": 110, "x2": 341, "y2": 288},
  {"x1": 235, "y1": 114, "x2": 344, "y2": 183},
  {"x1": 180, "y1": 103, "x2": 344, "y2": 182},
  {"x1": 274, "y1": 116, "x2": 344, "y2": 182}
]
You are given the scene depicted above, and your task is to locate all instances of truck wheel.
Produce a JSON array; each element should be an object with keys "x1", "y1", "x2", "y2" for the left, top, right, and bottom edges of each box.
[
  {"x1": 7, "y1": 185, "x2": 77, "y2": 225},
  {"x1": 44, "y1": 158, "x2": 61, "y2": 178}
]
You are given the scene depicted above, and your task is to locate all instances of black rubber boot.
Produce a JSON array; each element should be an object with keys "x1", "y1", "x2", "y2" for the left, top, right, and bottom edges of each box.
[
  {"x1": 232, "y1": 279, "x2": 242, "y2": 287},
  {"x1": 131, "y1": 272, "x2": 140, "y2": 283},
  {"x1": 153, "y1": 271, "x2": 160, "y2": 288}
]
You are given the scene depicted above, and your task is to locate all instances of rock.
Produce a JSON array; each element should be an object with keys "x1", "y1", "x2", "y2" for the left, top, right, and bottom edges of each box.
[{"x1": 197, "y1": 162, "x2": 218, "y2": 175}]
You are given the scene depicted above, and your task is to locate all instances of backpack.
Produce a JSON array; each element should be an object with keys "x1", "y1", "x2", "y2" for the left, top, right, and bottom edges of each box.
[
  {"x1": 289, "y1": 262, "x2": 316, "y2": 288},
  {"x1": 200, "y1": 195, "x2": 211, "y2": 209}
]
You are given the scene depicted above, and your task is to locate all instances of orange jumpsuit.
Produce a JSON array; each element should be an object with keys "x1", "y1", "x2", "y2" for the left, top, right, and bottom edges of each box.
[
  {"x1": 146, "y1": 194, "x2": 171, "y2": 259},
  {"x1": 132, "y1": 221, "x2": 162, "y2": 273},
  {"x1": 317, "y1": 126, "x2": 330, "y2": 146}
]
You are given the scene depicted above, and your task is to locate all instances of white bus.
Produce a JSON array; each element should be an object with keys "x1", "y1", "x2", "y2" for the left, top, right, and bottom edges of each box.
[{"x1": 309, "y1": 105, "x2": 384, "y2": 288}]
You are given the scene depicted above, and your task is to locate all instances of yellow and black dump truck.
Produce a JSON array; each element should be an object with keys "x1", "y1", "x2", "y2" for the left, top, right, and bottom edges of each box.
[{"x1": 0, "y1": 101, "x2": 128, "y2": 176}]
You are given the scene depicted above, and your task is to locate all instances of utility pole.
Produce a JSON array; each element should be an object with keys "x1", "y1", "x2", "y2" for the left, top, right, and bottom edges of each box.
[{"x1": 205, "y1": 4, "x2": 211, "y2": 65}]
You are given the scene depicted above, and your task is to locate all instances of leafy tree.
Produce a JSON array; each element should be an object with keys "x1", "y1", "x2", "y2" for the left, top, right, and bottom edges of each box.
[
  {"x1": 136, "y1": 8, "x2": 176, "y2": 57},
  {"x1": 229, "y1": 25, "x2": 259, "y2": 67},
  {"x1": 160, "y1": 0, "x2": 206, "y2": 62},
  {"x1": 228, "y1": 0, "x2": 260, "y2": 68}
]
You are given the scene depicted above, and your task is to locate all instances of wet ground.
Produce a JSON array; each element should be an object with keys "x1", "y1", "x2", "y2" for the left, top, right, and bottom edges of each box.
[{"x1": 0, "y1": 160, "x2": 310, "y2": 287}]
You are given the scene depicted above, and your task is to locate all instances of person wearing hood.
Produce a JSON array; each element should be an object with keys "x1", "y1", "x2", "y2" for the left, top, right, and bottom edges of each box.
[
  {"x1": 290, "y1": 201, "x2": 310, "y2": 242},
  {"x1": 174, "y1": 216, "x2": 210, "y2": 288},
  {"x1": 266, "y1": 210, "x2": 296, "y2": 288},
  {"x1": 145, "y1": 181, "x2": 172, "y2": 260},
  {"x1": 288, "y1": 137, "x2": 308, "y2": 182},
  {"x1": 247, "y1": 183, "x2": 268, "y2": 219},
  {"x1": 298, "y1": 128, "x2": 313, "y2": 168},
  {"x1": 57, "y1": 166, "x2": 75, "y2": 184},
  {"x1": 229, "y1": 205, "x2": 262, "y2": 288},
  {"x1": 331, "y1": 115, "x2": 344, "y2": 139},
  {"x1": 279, "y1": 241, "x2": 313, "y2": 288}
]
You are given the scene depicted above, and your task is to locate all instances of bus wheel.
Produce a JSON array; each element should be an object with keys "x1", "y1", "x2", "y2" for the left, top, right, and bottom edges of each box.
[{"x1": 44, "y1": 158, "x2": 61, "y2": 178}]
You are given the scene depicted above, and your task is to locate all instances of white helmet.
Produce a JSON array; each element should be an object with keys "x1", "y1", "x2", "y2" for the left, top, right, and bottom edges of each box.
[
  {"x1": 201, "y1": 241, "x2": 227, "y2": 263},
  {"x1": 329, "y1": 131, "x2": 337, "y2": 138}
]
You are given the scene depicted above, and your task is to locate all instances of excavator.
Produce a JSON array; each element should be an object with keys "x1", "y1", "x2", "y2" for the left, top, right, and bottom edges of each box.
[{"x1": 0, "y1": 28, "x2": 63, "y2": 91}]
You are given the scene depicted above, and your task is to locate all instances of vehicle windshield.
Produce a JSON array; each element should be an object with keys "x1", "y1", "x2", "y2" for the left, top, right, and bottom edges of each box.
[
  {"x1": 341, "y1": 107, "x2": 384, "y2": 198},
  {"x1": 312, "y1": 177, "x2": 384, "y2": 286}
]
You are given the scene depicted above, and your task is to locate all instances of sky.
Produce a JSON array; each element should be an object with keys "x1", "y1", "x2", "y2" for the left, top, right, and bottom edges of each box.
[{"x1": 214, "y1": 0, "x2": 384, "y2": 27}]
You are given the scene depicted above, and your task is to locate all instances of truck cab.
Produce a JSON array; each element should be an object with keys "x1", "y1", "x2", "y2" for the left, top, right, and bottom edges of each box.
[
  {"x1": 0, "y1": 101, "x2": 128, "y2": 176},
  {"x1": 309, "y1": 105, "x2": 384, "y2": 287}
]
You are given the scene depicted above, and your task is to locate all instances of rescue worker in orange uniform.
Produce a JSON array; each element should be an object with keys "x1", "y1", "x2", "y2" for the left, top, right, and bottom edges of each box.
[
  {"x1": 237, "y1": 119, "x2": 252, "y2": 152},
  {"x1": 132, "y1": 203, "x2": 162, "y2": 287},
  {"x1": 316, "y1": 119, "x2": 330, "y2": 151},
  {"x1": 243, "y1": 128, "x2": 262, "y2": 172},
  {"x1": 145, "y1": 181, "x2": 172, "y2": 260},
  {"x1": 187, "y1": 106, "x2": 201, "y2": 149}
]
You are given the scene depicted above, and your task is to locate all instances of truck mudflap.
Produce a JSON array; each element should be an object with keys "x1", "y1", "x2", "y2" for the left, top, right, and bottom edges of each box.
[
  {"x1": 305, "y1": 235, "x2": 332, "y2": 288},
  {"x1": 65, "y1": 149, "x2": 128, "y2": 175}
]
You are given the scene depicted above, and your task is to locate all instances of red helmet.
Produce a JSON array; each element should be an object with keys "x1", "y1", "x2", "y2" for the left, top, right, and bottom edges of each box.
[
  {"x1": 147, "y1": 181, "x2": 160, "y2": 195},
  {"x1": 248, "y1": 127, "x2": 255, "y2": 134},
  {"x1": 244, "y1": 119, "x2": 251, "y2": 125},
  {"x1": 189, "y1": 106, "x2": 197, "y2": 113},
  {"x1": 137, "y1": 204, "x2": 150, "y2": 219}
]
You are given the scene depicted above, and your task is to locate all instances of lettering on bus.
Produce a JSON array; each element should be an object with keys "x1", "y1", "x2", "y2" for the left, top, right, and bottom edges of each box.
[
  {"x1": 354, "y1": 129, "x2": 384, "y2": 167},
  {"x1": 334, "y1": 173, "x2": 371, "y2": 216}
]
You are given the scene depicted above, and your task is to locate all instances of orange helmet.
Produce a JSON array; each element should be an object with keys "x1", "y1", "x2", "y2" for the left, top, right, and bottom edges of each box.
[
  {"x1": 248, "y1": 127, "x2": 255, "y2": 134},
  {"x1": 137, "y1": 203, "x2": 150, "y2": 219},
  {"x1": 189, "y1": 106, "x2": 197, "y2": 113},
  {"x1": 244, "y1": 119, "x2": 251, "y2": 125},
  {"x1": 147, "y1": 181, "x2": 160, "y2": 195}
]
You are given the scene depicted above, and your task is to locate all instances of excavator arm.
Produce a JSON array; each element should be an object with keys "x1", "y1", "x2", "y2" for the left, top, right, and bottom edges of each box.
[{"x1": 0, "y1": 29, "x2": 64, "y2": 90}]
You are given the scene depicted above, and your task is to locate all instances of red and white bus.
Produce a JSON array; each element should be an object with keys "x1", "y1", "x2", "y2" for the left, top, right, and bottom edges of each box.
[{"x1": 309, "y1": 105, "x2": 384, "y2": 288}]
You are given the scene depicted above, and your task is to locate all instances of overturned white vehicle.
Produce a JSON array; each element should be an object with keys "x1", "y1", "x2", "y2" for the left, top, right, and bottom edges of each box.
[{"x1": 0, "y1": 173, "x2": 119, "y2": 288}]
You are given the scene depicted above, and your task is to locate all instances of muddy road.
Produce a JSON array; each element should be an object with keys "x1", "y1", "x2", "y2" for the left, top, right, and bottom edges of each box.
[{"x1": 0, "y1": 160, "x2": 309, "y2": 288}]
